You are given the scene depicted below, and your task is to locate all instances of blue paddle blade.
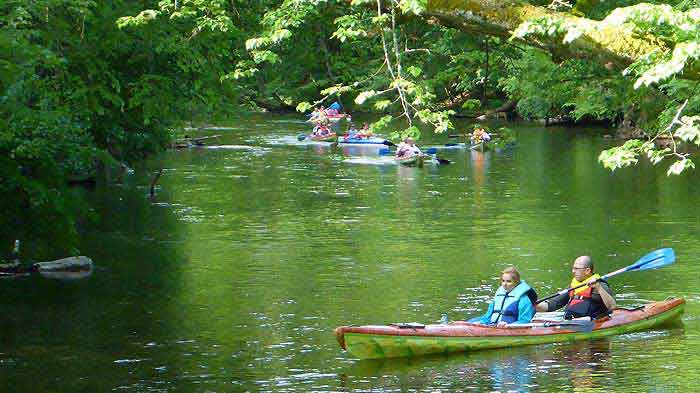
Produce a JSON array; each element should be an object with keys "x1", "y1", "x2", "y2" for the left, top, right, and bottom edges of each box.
[
  {"x1": 378, "y1": 148, "x2": 391, "y2": 156},
  {"x1": 628, "y1": 248, "x2": 675, "y2": 271},
  {"x1": 445, "y1": 143, "x2": 458, "y2": 147},
  {"x1": 297, "y1": 134, "x2": 307, "y2": 141},
  {"x1": 425, "y1": 147, "x2": 438, "y2": 155}
]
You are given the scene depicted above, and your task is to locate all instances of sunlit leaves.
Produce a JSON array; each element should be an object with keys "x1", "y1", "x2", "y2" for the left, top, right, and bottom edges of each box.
[
  {"x1": 333, "y1": 15, "x2": 367, "y2": 42},
  {"x1": 406, "y1": 66, "x2": 422, "y2": 78},
  {"x1": 252, "y1": 50, "x2": 280, "y2": 64},
  {"x1": 271, "y1": 29, "x2": 292, "y2": 43},
  {"x1": 674, "y1": 115, "x2": 700, "y2": 143},
  {"x1": 371, "y1": 14, "x2": 390, "y2": 26},
  {"x1": 598, "y1": 139, "x2": 643, "y2": 171},
  {"x1": 398, "y1": 0, "x2": 427, "y2": 15},
  {"x1": 511, "y1": 17, "x2": 566, "y2": 40},
  {"x1": 667, "y1": 158, "x2": 695, "y2": 175},
  {"x1": 416, "y1": 109, "x2": 453, "y2": 134},
  {"x1": 320, "y1": 84, "x2": 353, "y2": 96},
  {"x1": 632, "y1": 41, "x2": 700, "y2": 88},
  {"x1": 647, "y1": 147, "x2": 671, "y2": 165},
  {"x1": 374, "y1": 100, "x2": 392, "y2": 110},
  {"x1": 296, "y1": 101, "x2": 314, "y2": 112},
  {"x1": 389, "y1": 125, "x2": 421, "y2": 141},
  {"x1": 246, "y1": 37, "x2": 269, "y2": 50},
  {"x1": 355, "y1": 90, "x2": 377, "y2": 105},
  {"x1": 117, "y1": 10, "x2": 160, "y2": 28}
]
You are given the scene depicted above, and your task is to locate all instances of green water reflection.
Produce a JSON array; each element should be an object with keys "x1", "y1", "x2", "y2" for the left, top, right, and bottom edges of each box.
[{"x1": 1, "y1": 114, "x2": 699, "y2": 392}]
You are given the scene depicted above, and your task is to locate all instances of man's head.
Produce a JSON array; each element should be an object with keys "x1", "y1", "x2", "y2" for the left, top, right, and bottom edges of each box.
[{"x1": 572, "y1": 255, "x2": 594, "y2": 281}]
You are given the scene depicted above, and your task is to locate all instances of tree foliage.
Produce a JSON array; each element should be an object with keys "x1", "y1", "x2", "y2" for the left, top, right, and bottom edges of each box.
[{"x1": 6, "y1": 0, "x2": 700, "y2": 254}]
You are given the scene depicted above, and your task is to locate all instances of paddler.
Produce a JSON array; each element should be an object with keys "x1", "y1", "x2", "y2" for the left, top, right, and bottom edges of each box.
[
  {"x1": 395, "y1": 137, "x2": 421, "y2": 158},
  {"x1": 535, "y1": 256, "x2": 616, "y2": 319},
  {"x1": 469, "y1": 267, "x2": 537, "y2": 327}
]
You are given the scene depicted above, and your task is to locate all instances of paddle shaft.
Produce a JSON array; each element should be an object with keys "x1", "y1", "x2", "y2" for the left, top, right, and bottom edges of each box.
[
  {"x1": 536, "y1": 266, "x2": 634, "y2": 304},
  {"x1": 508, "y1": 320, "x2": 594, "y2": 332}
]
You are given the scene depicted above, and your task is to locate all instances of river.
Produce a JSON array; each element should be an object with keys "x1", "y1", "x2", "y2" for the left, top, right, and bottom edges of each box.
[{"x1": 1, "y1": 114, "x2": 698, "y2": 392}]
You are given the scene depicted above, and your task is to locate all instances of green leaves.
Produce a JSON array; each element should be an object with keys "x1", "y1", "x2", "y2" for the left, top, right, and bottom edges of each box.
[
  {"x1": 631, "y1": 41, "x2": 700, "y2": 89},
  {"x1": 355, "y1": 90, "x2": 377, "y2": 105},
  {"x1": 667, "y1": 158, "x2": 695, "y2": 175},
  {"x1": 296, "y1": 101, "x2": 314, "y2": 113},
  {"x1": 674, "y1": 115, "x2": 700, "y2": 143},
  {"x1": 117, "y1": 10, "x2": 160, "y2": 28},
  {"x1": 598, "y1": 139, "x2": 644, "y2": 171},
  {"x1": 398, "y1": 0, "x2": 427, "y2": 16}
]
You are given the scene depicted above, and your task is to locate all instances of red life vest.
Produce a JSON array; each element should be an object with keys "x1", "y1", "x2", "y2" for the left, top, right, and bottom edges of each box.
[{"x1": 565, "y1": 274, "x2": 610, "y2": 319}]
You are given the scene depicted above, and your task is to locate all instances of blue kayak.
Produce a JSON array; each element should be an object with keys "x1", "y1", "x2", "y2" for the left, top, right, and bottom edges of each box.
[{"x1": 338, "y1": 136, "x2": 388, "y2": 145}]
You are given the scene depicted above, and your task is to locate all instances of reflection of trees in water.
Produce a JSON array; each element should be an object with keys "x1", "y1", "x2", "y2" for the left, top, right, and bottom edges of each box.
[
  {"x1": 0, "y1": 170, "x2": 189, "y2": 391},
  {"x1": 0, "y1": 188, "x2": 87, "y2": 262}
]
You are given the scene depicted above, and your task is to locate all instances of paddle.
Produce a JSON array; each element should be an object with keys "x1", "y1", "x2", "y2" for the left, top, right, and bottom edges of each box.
[
  {"x1": 382, "y1": 140, "x2": 397, "y2": 147},
  {"x1": 536, "y1": 248, "x2": 676, "y2": 305},
  {"x1": 509, "y1": 319, "x2": 595, "y2": 333},
  {"x1": 297, "y1": 134, "x2": 307, "y2": 141}
]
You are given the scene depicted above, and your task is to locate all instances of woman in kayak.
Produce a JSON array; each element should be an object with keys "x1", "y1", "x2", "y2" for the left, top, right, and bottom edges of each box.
[{"x1": 469, "y1": 267, "x2": 538, "y2": 327}]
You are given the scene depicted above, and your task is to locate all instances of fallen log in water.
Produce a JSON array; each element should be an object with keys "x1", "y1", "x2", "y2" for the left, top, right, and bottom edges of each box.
[
  {"x1": 1, "y1": 256, "x2": 93, "y2": 279},
  {"x1": 33, "y1": 256, "x2": 93, "y2": 271},
  {"x1": 173, "y1": 135, "x2": 222, "y2": 148}
]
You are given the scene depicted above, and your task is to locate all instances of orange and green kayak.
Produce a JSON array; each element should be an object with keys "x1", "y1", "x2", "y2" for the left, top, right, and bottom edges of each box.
[{"x1": 335, "y1": 298, "x2": 684, "y2": 359}]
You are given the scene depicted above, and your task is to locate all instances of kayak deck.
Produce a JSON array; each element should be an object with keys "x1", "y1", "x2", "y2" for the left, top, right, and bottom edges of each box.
[
  {"x1": 338, "y1": 136, "x2": 387, "y2": 145},
  {"x1": 309, "y1": 132, "x2": 337, "y2": 142},
  {"x1": 335, "y1": 298, "x2": 685, "y2": 359},
  {"x1": 395, "y1": 154, "x2": 423, "y2": 166}
]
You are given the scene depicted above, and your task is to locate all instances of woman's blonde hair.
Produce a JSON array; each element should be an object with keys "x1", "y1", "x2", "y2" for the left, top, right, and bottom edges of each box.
[{"x1": 502, "y1": 266, "x2": 520, "y2": 282}]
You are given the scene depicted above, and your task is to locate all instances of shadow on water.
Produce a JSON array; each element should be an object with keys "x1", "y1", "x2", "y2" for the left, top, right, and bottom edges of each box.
[{"x1": 0, "y1": 167, "x2": 191, "y2": 391}]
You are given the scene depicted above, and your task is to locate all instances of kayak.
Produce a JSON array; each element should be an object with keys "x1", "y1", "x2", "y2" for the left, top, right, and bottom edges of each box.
[
  {"x1": 309, "y1": 132, "x2": 337, "y2": 142},
  {"x1": 470, "y1": 141, "x2": 488, "y2": 151},
  {"x1": 395, "y1": 154, "x2": 423, "y2": 166},
  {"x1": 338, "y1": 136, "x2": 387, "y2": 145},
  {"x1": 335, "y1": 298, "x2": 685, "y2": 359}
]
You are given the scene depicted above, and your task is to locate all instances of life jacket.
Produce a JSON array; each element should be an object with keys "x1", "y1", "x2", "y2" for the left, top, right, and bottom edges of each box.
[
  {"x1": 489, "y1": 281, "x2": 535, "y2": 324},
  {"x1": 565, "y1": 274, "x2": 610, "y2": 319}
]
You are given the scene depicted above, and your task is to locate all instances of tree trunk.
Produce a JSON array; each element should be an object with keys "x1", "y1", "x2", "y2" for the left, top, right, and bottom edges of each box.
[{"x1": 424, "y1": 0, "x2": 667, "y2": 72}]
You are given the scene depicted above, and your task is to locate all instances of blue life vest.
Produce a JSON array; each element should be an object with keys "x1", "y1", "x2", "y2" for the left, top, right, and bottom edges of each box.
[{"x1": 489, "y1": 281, "x2": 534, "y2": 324}]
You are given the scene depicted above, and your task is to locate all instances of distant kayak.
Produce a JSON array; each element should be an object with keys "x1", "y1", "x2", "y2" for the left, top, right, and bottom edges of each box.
[
  {"x1": 309, "y1": 132, "x2": 337, "y2": 142},
  {"x1": 470, "y1": 141, "x2": 488, "y2": 151},
  {"x1": 338, "y1": 136, "x2": 387, "y2": 145},
  {"x1": 395, "y1": 154, "x2": 423, "y2": 166},
  {"x1": 335, "y1": 298, "x2": 685, "y2": 359}
]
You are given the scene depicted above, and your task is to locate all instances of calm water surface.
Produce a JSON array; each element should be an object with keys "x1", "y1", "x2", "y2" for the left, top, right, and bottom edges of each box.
[{"x1": 2, "y1": 114, "x2": 700, "y2": 392}]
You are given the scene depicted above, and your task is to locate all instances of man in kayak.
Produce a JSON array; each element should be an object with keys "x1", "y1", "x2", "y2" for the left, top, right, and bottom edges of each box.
[
  {"x1": 395, "y1": 137, "x2": 422, "y2": 158},
  {"x1": 535, "y1": 256, "x2": 616, "y2": 320},
  {"x1": 469, "y1": 267, "x2": 538, "y2": 327}
]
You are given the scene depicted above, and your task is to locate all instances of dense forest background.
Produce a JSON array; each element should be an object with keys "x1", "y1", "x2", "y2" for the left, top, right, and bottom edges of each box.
[{"x1": 3, "y1": 0, "x2": 700, "y2": 257}]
